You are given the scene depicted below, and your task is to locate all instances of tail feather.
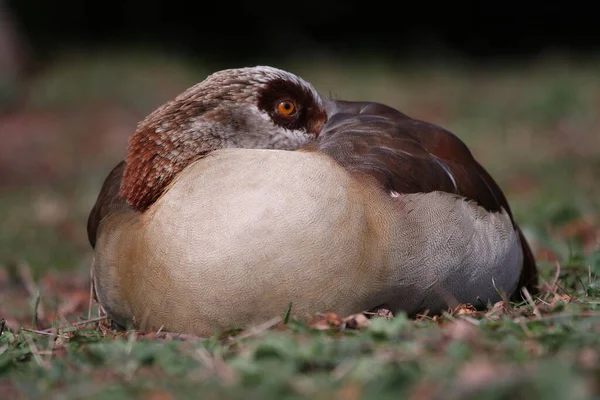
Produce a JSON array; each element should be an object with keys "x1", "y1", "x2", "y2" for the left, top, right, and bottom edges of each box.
[{"x1": 514, "y1": 226, "x2": 539, "y2": 299}]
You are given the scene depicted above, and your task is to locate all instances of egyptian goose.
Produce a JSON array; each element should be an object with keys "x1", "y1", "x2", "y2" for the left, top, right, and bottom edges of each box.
[{"x1": 88, "y1": 66, "x2": 537, "y2": 335}]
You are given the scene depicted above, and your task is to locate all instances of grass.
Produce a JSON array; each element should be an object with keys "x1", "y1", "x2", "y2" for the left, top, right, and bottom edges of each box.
[{"x1": 1, "y1": 51, "x2": 599, "y2": 399}]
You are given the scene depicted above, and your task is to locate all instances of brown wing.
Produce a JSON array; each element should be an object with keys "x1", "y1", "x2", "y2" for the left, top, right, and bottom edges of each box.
[
  {"x1": 317, "y1": 100, "x2": 538, "y2": 294},
  {"x1": 87, "y1": 100, "x2": 537, "y2": 294},
  {"x1": 87, "y1": 161, "x2": 131, "y2": 248}
]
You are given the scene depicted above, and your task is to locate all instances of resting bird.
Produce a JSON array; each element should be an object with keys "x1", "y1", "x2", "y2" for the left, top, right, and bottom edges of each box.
[{"x1": 88, "y1": 66, "x2": 537, "y2": 335}]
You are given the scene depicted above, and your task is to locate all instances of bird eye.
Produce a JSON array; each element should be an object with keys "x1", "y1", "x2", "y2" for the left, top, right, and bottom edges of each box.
[{"x1": 276, "y1": 100, "x2": 297, "y2": 116}]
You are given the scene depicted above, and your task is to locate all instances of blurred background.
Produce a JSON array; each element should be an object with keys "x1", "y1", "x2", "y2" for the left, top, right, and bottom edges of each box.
[{"x1": 0, "y1": 0, "x2": 599, "y2": 294}]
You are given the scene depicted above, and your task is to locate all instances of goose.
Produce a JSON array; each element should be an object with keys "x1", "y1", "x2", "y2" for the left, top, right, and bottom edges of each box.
[{"x1": 87, "y1": 66, "x2": 537, "y2": 335}]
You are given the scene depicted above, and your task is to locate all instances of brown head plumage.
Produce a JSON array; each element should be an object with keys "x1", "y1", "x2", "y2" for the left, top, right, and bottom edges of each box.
[{"x1": 120, "y1": 66, "x2": 328, "y2": 211}]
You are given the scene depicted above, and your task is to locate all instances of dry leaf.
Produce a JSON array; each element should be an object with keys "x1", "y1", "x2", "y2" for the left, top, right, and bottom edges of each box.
[
  {"x1": 342, "y1": 313, "x2": 370, "y2": 330},
  {"x1": 370, "y1": 308, "x2": 394, "y2": 319},
  {"x1": 453, "y1": 303, "x2": 479, "y2": 317},
  {"x1": 309, "y1": 312, "x2": 343, "y2": 330},
  {"x1": 485, "y1": 300, "x2": 509, "y2": 319}
]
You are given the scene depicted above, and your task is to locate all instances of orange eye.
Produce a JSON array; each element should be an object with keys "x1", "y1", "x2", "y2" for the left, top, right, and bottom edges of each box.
[{"x1": 276, "y1": 100, "x2": 296, "y2": 116}]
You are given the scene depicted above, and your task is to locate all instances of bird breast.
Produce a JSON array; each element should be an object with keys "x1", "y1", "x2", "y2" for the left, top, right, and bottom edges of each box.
[
  {"x1": 93, "y1": 149, "x2": 389, "y2": 334},
  {"x1": 92, "y1": 148, "x2": 522, "y2": 335}
]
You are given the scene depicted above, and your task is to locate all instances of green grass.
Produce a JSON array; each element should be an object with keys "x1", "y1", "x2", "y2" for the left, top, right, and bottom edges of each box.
[
  {"x1": 2, "y1": 275, "x2": 600, "y2": 399},
  {"x1": 1, "y1": 51, "x2": 599, "y2": 399}
]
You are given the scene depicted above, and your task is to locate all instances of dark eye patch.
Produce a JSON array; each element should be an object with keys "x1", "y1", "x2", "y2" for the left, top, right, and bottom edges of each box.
[{"x1": 257, "y1": 78, "x2": 326, "y2": 134}]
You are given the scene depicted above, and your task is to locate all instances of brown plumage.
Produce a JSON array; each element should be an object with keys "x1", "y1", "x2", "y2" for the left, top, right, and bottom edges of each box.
[
  {"x1": 87, "y1": 66, "x2": 537, "y2": 335},
  {"x1": 314, "y1": 101, "x2": 538, "y2": 293}
]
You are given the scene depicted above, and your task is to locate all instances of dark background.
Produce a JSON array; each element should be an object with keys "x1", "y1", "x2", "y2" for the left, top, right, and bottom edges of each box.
[{"x1": 5, "y1": 0, "x2": 600, "y2": 66}]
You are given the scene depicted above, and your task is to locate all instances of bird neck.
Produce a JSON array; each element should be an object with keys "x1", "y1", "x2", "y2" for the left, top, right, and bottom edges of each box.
[{"x1": 120, "y1": 118, "x2": 222, "y2": 212}]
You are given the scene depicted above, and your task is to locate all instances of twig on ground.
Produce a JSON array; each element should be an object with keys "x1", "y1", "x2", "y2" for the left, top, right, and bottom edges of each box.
[
  {"x1": 235, "y1": 316, "x2": 282, "y2": 341},
  {"x1": 21, "y1": 327, "x2": 70, "y2": 340},
  {"x1": 553, "y1": 281, "x2": 574, "y2": 299},
  {"x1": 98, "y1": 303, "x2": 107, "y2": 318},
  {"x1": 537, "y1": 270, "x2": 552, "y2": 301},
  {"x1": 24, "y1": 334, "x2": 50, "y2": 370},
  {"x1": 19, "y1": 263, "x2": 45, "y2": 326},
  {"x1": 522, "y1": 287, "x2": 542, "y2": 318},
  {"x1": 195, "y1": 347, "x2": 237, "y2": 384},
  {"x1": 536, "y1": 298, "x2": 551, "y2": 306},
  {"x1": 415, "y1": 311, "x2": 433, "y2": 321},
  {"x1": 518, "y1": 319, "x2": 533, "y2": 337},
  {"x1": 551, "y1": 261, "x2": 561, "y2": 293},
  {"x1": 577, "y1": 275, "x2": 589, "y2": 294},
  {"x1": 41, "y1": 316, "x2": 109, "y2": 333}
]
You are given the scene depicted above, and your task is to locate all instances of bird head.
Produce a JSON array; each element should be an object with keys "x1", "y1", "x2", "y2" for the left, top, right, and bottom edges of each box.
[{"x1": 120, "y1": 66, "x2": 329, "y2": 211}]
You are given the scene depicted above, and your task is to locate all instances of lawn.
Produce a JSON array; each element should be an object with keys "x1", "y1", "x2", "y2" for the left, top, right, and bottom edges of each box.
[{"x1": 1, "y1": 52, "x2": 599, "y2": 399}]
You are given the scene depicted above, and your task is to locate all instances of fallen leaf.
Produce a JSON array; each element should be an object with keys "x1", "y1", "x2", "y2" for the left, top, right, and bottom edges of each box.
[
  {"x1": 370, "y1": 308, "x2": 394, "y2": 319},
  {"x1": 309, "y1": 312, "x2": 342, "y2": 330},
  {"x1": 342, "y1": 313, "x2": 370, "y2": 330},
  {"x1": 485, "y1": 300, "x2": 509, "y2": 319},
  {"x1": 453, "y1": 303, "x2": 479, "y2": 317}
]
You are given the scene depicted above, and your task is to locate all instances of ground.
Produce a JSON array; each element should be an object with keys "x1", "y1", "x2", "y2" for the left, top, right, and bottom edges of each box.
[{"x1": 1, "y1": 52, "x2": 599, "y2": 399}]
